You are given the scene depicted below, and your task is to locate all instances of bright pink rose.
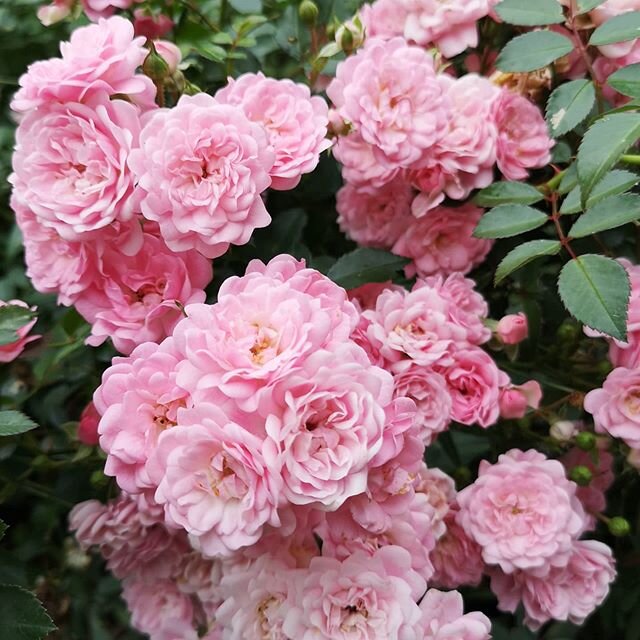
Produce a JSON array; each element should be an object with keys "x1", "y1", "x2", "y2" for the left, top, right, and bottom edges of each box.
[
  {"x1": 129, "y1": 93, "x2": 274, "y2": 259},
  {"x1": 122, "y1": 576, "x2": 198, "y2": 640},
  {"x1": 216, "y1": 72, "x2": 331, "y2": 190},
  {"x1": 74, "y1": 226, "x2": 212, "y2": 355},
  {"x1": 82, "y1": 0, "x2": 144, "y2": 21},
  {"x1": 492, "y1": 89, "x2": 553, "y2": 180},
  {"x1": 78, "y1": 402, "x2": 100, "y2": 446},
  {"x1": 263, "y1": 344, "x2": 391, "y2": 509},
  {"x1": 282, "y1": 547, "x2": 426, "y2": 639},
  {"x1": 327, "y1": 37, "x2": 447, "y2": 168},
  {"x1": 337, "y1": 177, "x2": 415, "y2": 249},
  {"x1": 0, "y1": 300, "x2": 39, "y2": 363},
  {"x1": 497, "y1": 312, "x2": 529, "y2": 344},
  {"x1": 94, "y1": 339, "x2": 192, "y2": 495},
  {"x1": 431, "y1": 509, "x2": 485, "y2": 590},
  {"x1": 392, "y1": 367, "x2": 452, "y2": 445},
  {"x1": 10, "y1": 94, "x2": 140, "y2": 240},
  {"x1": 490, "y1": 540, "x2": 616, "y2": 630},
  {"x1": 584, "y1": 367, "x2": 640, "y2": 449},
  {"x1": 152, "y1": 406, "x2": 282, "y2": 557},
  {"x1": 69, "y1": 494, "x2": 183, "y2": 580},
  {"x1": 392, "y1": 204, "x2": 493, "y2": 278},
  {"x1": 420, "y1": 589, "x2": 491, "y2": 640},
  {"x1": 456, "y1": 449, "x2": 587, "y2": 573},
  {"x1": 439, "y1": 346, "x2": 508, "y2": 427},
  {"x1": 12, "y1": 16, "x2": 155, "y2": 112},
  {"x1": 499, "y1": 380, "x2": 542, "y2": 420}
]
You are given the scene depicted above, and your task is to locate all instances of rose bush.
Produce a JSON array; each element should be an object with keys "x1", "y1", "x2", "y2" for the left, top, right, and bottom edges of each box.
[{"x1": 2, "y1": 1, "x2": 640, "y2": 639}]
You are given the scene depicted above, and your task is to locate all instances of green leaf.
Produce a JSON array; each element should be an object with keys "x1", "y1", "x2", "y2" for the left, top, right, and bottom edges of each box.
[
  {"x1": 558, "y1": 254, "x2": 630, "y2": 340},
  {"x1": 559, "y1": 164, "x2": 579, "y2": 194},
  {"x1": 0, "y1": 519, "x2": 6, "y2": 542},
  {"x1": 608, "y1": 63, "x2": 640, "y2": 99},
  {"x1": 327, "y1": 248, "x2": 408, "y2": 290},
  {"x1": 560, "y1": 169, "x2": 639, "y2": 214},
  {"x1": 495, "y1": 0, "x2": 564, "y2": 25},
  {"x1": 473, "y1": 205, "x2": 548, "y2": 239},
  {"x1": 496, "y1": 31, "x2": 575, "y2": 73},
  {"x1": 577, "y1": 112, "x2": 640, "y2": 204},
  {"x1": 474, "y1": 181, "x2": 544, "y2": 207},
  {"x1": 590, "y1": 11, "x2": 640, "y2": 47},
  {"x1": 229, "y1": 0, "x2": 262, "y2": 13},
  {"x1": 495, "y1": 239, "x2": 562, "y2": 283},
  {"x1": 577, "y1": 0, "x2": 606, "y2": 12},
  {"x1": 546, "y1": 80, "x2": 596, "y2": 137},
  {"x1": 0, "y1": 305, "x2": 35, "y2": 347},
  {"x1": 0, "y1": 411, "x2": 38, "y2": 437},
  {"x1": 193, "y1": 42, "x2": 226, "y2": 62},
  {"x1": 0, "y1": 584, "x2": 56, "y2": 639},
  {"x1": 569, "y1": 193, "x2": 640, "y2": 237}
]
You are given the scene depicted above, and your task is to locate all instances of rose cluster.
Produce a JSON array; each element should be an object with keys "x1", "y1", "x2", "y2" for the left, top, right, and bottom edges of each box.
[
  {"x1": 10, "y1": 17, "x2": 330, "y2": 355},
  {"x1": 328, "y1": 36, "x2": 553, "y2": 278}
]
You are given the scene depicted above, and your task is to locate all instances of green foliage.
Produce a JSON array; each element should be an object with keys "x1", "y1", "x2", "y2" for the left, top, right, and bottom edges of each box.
[
  {"x1": 589, "y1": 11, "x2": 640, "y2": 47},
  {"x1": 326, "y1": 248, "x2": 408, "y2": 289},
  {"x1": 494, "y1": 240, "x2": 563, "y2": 284},
  {"x1": 473, "y1": 205, "x2": 549, "y2": 239},
  {"x1": 0, "y1": 410, "x2": 38, "y2": 437},
  {"x1": 568, "y1": 193, "x2": 640, "y2": 238},
  {"x1": 0, "y1": 306, "x2": 35, "y2": 346},
  {"x1": 607, "y1": 63, "x2": 640, "y2": 99},
  {"x1": 496, "y1": 31, "x2": 575, "y2": 73},
  {"x1": 0, "y1": 584, "x2": 56, "y2": 640},
  {"x1": 546, "y1": 80, "x2": 596, "y2": 138},
  {"x1": 474, "y1": 182, "x2": 544, "y2": 207},
  {"x1": 560, "y1": 169, "x2": 639, "y2": 214},
  {"x1": 494, "y1": 0, "x2": 564, "y2": 26}
]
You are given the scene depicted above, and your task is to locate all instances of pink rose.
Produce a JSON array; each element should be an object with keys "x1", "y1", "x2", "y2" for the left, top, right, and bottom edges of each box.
[
  {"x1": 456, "y1": 449, "x2": 587, "y2": 573},
  {"x1": 492, "y1": 89, "x2": 553, "y2": 180},
  {"x1": 327, "y1": 37, "x2": 447, "y2": 168},
  {"x1": 420, "y1": 589, "x2": 491, "y2": 640},
  {"x1": 282, "y1": 547, "x2": 426, "y2": 639},
  {"x1": 12, "y1": 16, "x2": 155, "y2": 112},
  {"x1": 82, "y1": 0, "x2": 144, "y2": 21},
  {"x1": 392, "y1": 204, "x2": 493, "y2": 278},
  {"x1": 439, "y1": 346, "x2": 509, "y2": 427},
  {"x1": 129, "y1": 93, "x2": 274, "y2": 259},
  {"x1": 584, "y1": 367, "x2": 640, "y2": 449},
  {"x1": 497, "y1": 312, "x2": 529, "y2": 344},
  {"x1": 133, "y1": 10, "x2": 174, "y2": 40},
  {"x1": 152, "y1": 407, "x2": 282, "y2": 557},
  {"x1": 490, "y1": 540, "x2": 616, "y2": 630},
  {"x1": 37, "y1": 0, "x2": 73, "y2": 25},
  {"x1": 153, "y1": 40, "x2": 182, "y2": 74},
  {"x1": 78, "y1": 402, "x2": 100, "y2": 446},
  {"x1": 348, "y1": 281, "x2": 404, "y2": 311},
  {"x1": 216, "y1": 72, "x2": 331, "y2": 190},
  {"x1": 499, "y1": 380, "x2": 542, "y2": 419},
  {"x1": 10, "y1": 93, "x2": 140, "y2": 240},
  {"x1": 0, "y1": 300, "x2": 39, "y2": 363}
]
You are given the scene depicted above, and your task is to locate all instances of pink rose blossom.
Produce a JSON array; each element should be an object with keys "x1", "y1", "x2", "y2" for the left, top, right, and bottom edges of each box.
[
  {"x1": 348, "y1": 281, "x2": 404, "y2": 311},
  {"x1": 490, "y1": 540, "x2": 616, "y2": 630},
  {"x1": 134, "y1": 10, "x2": 174, "y2": 40},
  {"x1": 439, "y1": 347, "x2": 509, "y2": 427},
  {"x1": 82, "y1": 0, "x2": 144, "y2": 22},
  {"x1": 152, "y1": 406, "x2": 282, "y2": 557},
  {"x1": 216, "y1": 72, "x2": 331, "y2": 190},
  {"x1": 420, "y1": 589, "x2": 491, "y2": 640},
  {"x1": 74, "y1": 226, "x2": 212, "y2": 355},
  {"x1": 129, "y1": 93, "x2": 274, "y2": 259},
  {"x1": 392, "y1": 204, "x2": 493, "y2": 278},
  {"x1": 0, "y1": 300, "x2": 39, "y2": 363},
  {"x1": 12, "y1": 17, "x2": 155, "y2": 112},
  {"x1": 282, "y1": 547, "x2": 426, "y2": 639},
  {"x1": 499, "y1": 380, "x2": 542, "y2": 420},
  {"x1": 492, "y1": 89, "x2": 553, "y2": 180},
  {"x1": 154, "y1": 40, "x2": 182, "y2": 74},
  {"x1": 336, "y1": 177, "x2": 415, "y2": 249},
  {"x1": 327, "y1": 37, "x2": 447, "y2": 168},
  {"x1": 10, "y1": 93, "x2": 140, "y2": 240},
  {"x1": 413, "y1": 466, "x2": 457, "y2": 540},
  {"x1": 456, "y1": 449, "x2": 587, "y2": 573},
  {"x1": 37, "y1": 0, "x2": 73, "y2": 25},
  {"x1": 584, "y1": 367, "x2": 640, "y2": 449},
  {"x1": 497, "y1": 312, "x2": 529, "y2": 344},
  {"x1": 78, "y1": 401, "x2": 100, "y2": 446}
]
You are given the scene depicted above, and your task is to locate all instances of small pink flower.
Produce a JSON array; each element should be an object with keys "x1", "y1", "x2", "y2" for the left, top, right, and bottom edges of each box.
[
  {"x1": 282, "y1": 547, "x2": 426, "y2": 639},
  {"x1": 82, "y1": 0, "x2": 144, "y2": 22},
  {"x1": 0, "y1": 300, "x2": 39, "y2": 363},
  {"x1": 129, "y1": 93, "x2": 274, "y2": 259},
  {"x1": 154, "y1": 40, "x2": 181, "y2": 74},
  {"x1": 392, "y1": 204, "x2": 493, "y2": 278},
  {"x1": 420, "y1": 589, "x2": 491, "y2": 640},
  {"x1": 584, "y1": 367, "x2": 640, "y2": 449},
  {"x1": 37, "y1": 0, "x2": 73, "y2": 25},
  {"x1": 10, "y1": 93, "x2": 141, "y2": 240},
  {"x1": 337, "y1": 177, "x2": 415, "y2": 249},
  {"x1": 133, "y1": 9, "x2": 174, "y2": 40},
  {"x1": 499, "y1": 380, "x2": 542, "y2": 420},
  {"x1": 497, "y1": 312, "x2": 529, "y2": 344},
  {"x1": 456, "y1": 449, "x2": 587, "y2": 573},
  {"x1": 490, "y1": 540, "x2": 616, "y2": 630},
  {"x1": 216, "y1": 72, "x2": 331, "y2": 190},
  {"x1": 327, "y1": 37, "x2": 447, "y2": 168},
  {"x1": 492, "y1": 89, "x2": 553, "y2": 180},
  {"x1": 78, "y1": 402, "x2": 100, "y2": 446}
]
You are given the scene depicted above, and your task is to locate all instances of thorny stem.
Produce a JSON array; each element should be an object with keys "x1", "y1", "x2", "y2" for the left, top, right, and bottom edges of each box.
[{"x1": 551, "y1": 192, "x2": 578, "y2": 259}]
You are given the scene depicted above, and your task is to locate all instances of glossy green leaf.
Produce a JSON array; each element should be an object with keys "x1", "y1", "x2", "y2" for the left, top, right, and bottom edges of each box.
[
  {"x1": 473, "y1": 205, "x2": 549, "y2": 239},
  {"x1": 497, "y1": 31, "x2": 575, "y2": 73},
  {"x1": 474, "y1": 181, "x2": 544, "y2": 207},
  {"x1": 0, "y1": 584, "x2": 56, "y2": 640},
  {"x1": 327, "y1": 248, "x2": 408, "y2": 289},
  {"x1": 558, "y1": 254, "x2": 630, "y2": 340},
  {"x1": 608, "y1": 63, "x2": 640, "y2": 98},
  {"x1": 560, "y1": 169, "x2": 639, "y2": 214},
  {"x1": 577, "y1": 0, "x2": 606, "y2": 11},
  {"x1": 495, "y1": 239, "x2": 562, "y2": 284},
  {"x1": 546, "y1": 80, "x2": 596, "y2": 137},
  {"x1": 229, "y1": 0, "x2": 262, "y2": 13},
  {"x1": 0, "y1": 411, "x2": 38, "y2": 437},
  {"x1": 590, "y1": 11, "x2": 640, "y2": 47},
  {"x1": 569, "y1": 193, "x2": 640, "y2": 237},
  {"x1": 495, "y1": 0, "x2": 564, "y2": 25}
]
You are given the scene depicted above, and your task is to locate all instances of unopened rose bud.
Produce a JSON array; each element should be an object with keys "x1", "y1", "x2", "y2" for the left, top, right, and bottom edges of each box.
[
  {"x1": 78, "y1": 401, "x2": 100, "y2": 446},
  {"x1": 550, "y1": 420, "x2": 579, "y2": 442},
  {"x1": 557, "y1": 321, "x2": 579, "y2": 342},
  {"x1": 299, "y1": 0, "x2": 319, "y2": 26},
  {"x1": 608, "y1": 516, "x2": 631, "y2": 537},
  {"x1": 496, "y1": 312, "x2": 529, "y2": 345},
  {"x1": 37, "y1": 0, "x2": 73, "y2": 26},
  {"x1": 154, "y1": 40, "x2": 182, "y2": 75},
  {"x1": 499, "y1": 380, "x2": 542, "y2": 419},
  {"x1": 143, "y1": 43, "x2": 170, "y2": 81},
  {"x1": 575, "y1": 431, "x2": 597, "y2": 452},
  {"x1": 134, "y1": 9, "x2": 174, "y2": 40},
  {"x1": 569, "y1": 465, "x2": 593, "y2": 487}
]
